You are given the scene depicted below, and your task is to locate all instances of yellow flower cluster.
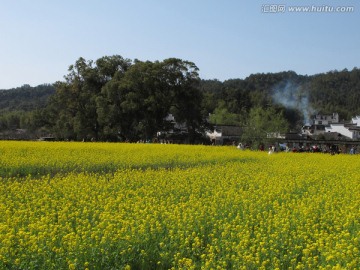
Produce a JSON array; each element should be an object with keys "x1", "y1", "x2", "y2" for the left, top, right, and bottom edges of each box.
[{"x1": 0, "y1": 141, "x2": 359, "y2": 269}]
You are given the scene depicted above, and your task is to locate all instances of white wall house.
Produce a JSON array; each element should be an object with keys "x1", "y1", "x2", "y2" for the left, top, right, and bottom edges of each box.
[
  {"x1": 313, "y1": 113, "x2": 339, "y2": 126},
  {"x1": 302, "y1": 124, "x2": 326, "y2": 136},
  {"x1": 206, "y1": 125, "x2": 242, "y2": 145},
  {"x1": 302, "y1": 113, "x2": 340, "y2": 136},
  {"x1": 352, "y1": 116, "x2": 360, "y2": 126},
  {"x1": 325, "y1": 123, "x2": 360, "y2": 140},
  {"x1": 313, "y1": 113, "x2": 339, "y2": 125},
  {"x1": 163, "y1": 113, "x2": 187, "y2": 132}
]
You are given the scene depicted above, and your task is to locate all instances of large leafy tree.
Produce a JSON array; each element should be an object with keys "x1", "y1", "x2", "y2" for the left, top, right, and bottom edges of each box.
[
  {"x1": 48, "y1": 55, "x2": 203, "y2": 142},
  {"x1": 98, "y1": 60, "x2": 168, "y2": 141},
  {"x1": 48, "y1": 55, "x2": 131, "y2": 140},
  {"x1": 96, "y1": 58, "x2": 203, "y2": 142},
  {"x1": 163, "y1": 58, "x2": 203, "y2": 143},
  {"x1": 48, "y1": 57, "x2": 98, "y2": 140}
]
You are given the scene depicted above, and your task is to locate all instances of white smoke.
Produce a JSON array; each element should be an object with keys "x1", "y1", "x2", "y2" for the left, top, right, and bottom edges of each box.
[{"x1": 272, "y1": 81, "x2": 315, "y2": 125}]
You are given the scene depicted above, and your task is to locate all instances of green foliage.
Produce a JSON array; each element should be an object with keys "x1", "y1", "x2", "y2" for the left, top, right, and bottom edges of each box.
[
  {"x1": 0, "y1": 85, "x2": 53, "y2": 141},
  {"x1": 45, "y1": 56, "x2": 203, "y2": 142},
  {"x1": 208, "y1": 101, "x2": 245, "y2": 125},
  {"x1": 0, "y1": 84, "x2": 55, "y2": 112},
  {"x1": 200, "y1": 69, "x2": 360, "y2": 132},
  {"x1": 309, "y1": 68, "x2": 360, "y2": 120},
  {"x1": 241, "y1": 106, "x2": 289, "y2": 148}
]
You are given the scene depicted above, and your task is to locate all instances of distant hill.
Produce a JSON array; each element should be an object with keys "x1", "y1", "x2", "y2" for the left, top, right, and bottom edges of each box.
[
  {"x1": 200, "y1": 68, "x2": 360, "y2": 128},
  {"x1": 0, "y1": 84, "x2": 55, "y2": 112}
]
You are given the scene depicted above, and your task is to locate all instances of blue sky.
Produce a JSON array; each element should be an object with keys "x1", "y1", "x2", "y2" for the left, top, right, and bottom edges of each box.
[{"x1": 0, "y1": 0, "x2": 359, "y2": 89}]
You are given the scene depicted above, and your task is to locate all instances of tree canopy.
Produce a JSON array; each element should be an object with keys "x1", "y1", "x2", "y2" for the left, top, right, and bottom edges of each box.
[{"x1": 45, "y1": 56, "x2": 204, "y2": 142}]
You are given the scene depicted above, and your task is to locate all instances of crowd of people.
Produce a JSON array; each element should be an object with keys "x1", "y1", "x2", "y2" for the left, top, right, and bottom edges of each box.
[{"x1": 237, "y1": 142, "x2": 358, "y2": 155}]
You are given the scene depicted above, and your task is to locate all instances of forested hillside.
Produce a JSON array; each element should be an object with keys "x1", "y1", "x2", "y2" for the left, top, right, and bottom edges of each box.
[
  {"x1": 0, "y1": 54, "x2": 359, "y2": 142},
  {"x1": 0, "y1": 84, "x2": 55, "y2": 111},
  {"x1": 202, "y1": 68, "x2": 360, "y2": 130},
  {"x1": 0, "y1": 84, "x2": 55, "y2": 132}
]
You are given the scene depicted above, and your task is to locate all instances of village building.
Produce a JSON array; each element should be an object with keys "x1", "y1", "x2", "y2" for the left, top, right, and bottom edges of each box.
[
  {"x1": 206, "y1": 125, "x2": 242, "y2": 145},
  {"x1": 352, "y1": 115, "x2": 360, "y2": 125},
  {"x1": 325, "y1": 115, "x2": 360, "y2": 140},
  {"x1": 302, "y1": 113, "x2": 340, "y2": 136},
  {"x1": 313, "y1": 112, "x2": 339, "y2": 125}
]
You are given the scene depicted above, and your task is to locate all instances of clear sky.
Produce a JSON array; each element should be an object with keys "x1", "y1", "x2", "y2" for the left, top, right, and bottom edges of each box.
[{"x1": 0, "y1": 0, "x2": 359, "y2": 89}]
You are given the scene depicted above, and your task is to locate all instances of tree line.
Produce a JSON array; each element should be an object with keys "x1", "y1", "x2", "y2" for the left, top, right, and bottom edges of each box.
[{"x1": 1, "y1": 55, "x2": 360, "y2": 144}]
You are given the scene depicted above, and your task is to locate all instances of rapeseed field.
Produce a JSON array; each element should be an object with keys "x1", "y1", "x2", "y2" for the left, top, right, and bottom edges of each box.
[{"x1": 0, "y1": 141, "x2": 359, "y2": 269}]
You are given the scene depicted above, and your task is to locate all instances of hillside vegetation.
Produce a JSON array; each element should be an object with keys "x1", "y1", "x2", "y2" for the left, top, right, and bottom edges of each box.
[{"x1": 1, "y1": 55, "x2": 359, "y2": 142}]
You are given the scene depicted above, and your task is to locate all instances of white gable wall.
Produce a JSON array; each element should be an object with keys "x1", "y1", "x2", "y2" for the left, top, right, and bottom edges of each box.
[
  {"x1": 352, "y1": 116, "x2": 360, "y2": 126},
  {"x1": 325, "y1": 124, "x2": 355, "y2": 139}
]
